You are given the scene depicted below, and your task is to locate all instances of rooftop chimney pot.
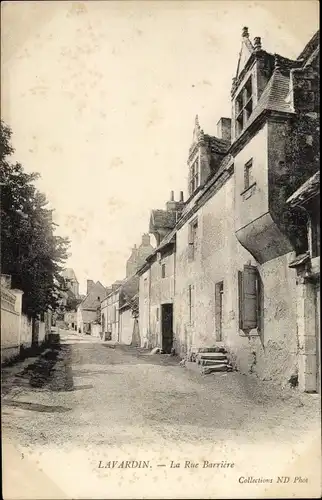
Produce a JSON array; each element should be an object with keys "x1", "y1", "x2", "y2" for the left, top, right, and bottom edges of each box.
[
  {"x1": 179, "y1": 191, "x2": 184, "y2": 202},
  {"x1": 170, "y1": 190, "x2": 174, "y2": 201},
  {"x1": 242, "y1": 27, "x2": 249, "y2": 38},
  {"x1": 254, "y1": 36, "x2": 262, "y2": 51}
]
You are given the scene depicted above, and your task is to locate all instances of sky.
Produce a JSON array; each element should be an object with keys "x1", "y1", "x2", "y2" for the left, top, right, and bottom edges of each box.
[{"x1": 1, "y1": 1, "x2": 319, "y2": 294}]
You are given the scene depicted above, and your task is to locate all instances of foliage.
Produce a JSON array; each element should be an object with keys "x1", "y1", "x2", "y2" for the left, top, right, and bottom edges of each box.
[{"x1": 0, "y1": 120, "x2": 70, "y2": 317}]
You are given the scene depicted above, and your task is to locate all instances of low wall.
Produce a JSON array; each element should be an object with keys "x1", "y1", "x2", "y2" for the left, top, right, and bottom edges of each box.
[{"x1": 1, "y1": 285, "x2": 23, "y2": 363}]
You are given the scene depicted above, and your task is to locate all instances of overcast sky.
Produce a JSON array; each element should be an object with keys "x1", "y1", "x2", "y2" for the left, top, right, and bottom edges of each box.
[{"x1": 1, "y1": 1, "x2": 319, "y2": 293}]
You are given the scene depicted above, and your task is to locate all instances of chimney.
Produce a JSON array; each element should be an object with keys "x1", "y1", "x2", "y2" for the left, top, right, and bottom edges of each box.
[
  {"x1": 179, "y1": 191, "x2": 184, "y2": 202},
  {"x1": 253, "y1": 36, "x2": 262, "y2": 51},
  {"x1": 141, "y1": 233, "x2": 151, "y2": 246},
  {"x1": 216, "y1": 117, "x2": 232, "y2": 143},
  {"x1": 166, "y1": 191, "x2": 177, "y2": 212},
  {"x1": 87, "y1": 279, "x2": 95, "y2": 294},
  {"x1": 242, "y1": 26, "x2": 249, "y2": 38}
]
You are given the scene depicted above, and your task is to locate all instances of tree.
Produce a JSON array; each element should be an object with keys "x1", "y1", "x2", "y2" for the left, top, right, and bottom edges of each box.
[{"x1": 0, "y1": 120, "x2": 70, "y2": 317}]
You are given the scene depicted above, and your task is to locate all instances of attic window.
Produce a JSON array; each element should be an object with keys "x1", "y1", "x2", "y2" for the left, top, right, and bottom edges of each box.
[{"x1": 235, "y1": 76, "x2": 253, "y2": 137}]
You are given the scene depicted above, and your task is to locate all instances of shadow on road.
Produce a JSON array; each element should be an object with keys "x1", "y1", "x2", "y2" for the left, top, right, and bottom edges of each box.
[{"x1": 3, "y1": 400, "x2": 71, "y2": 413}]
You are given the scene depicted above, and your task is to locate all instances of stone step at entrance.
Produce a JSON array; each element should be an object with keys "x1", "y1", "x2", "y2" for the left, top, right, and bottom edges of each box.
[
  {"x1": 196, "y1": 352, "x2": 227, "y2": 363},
  {"x1": 202, "y1": 363, "x2": 233, "y2": 374},
  {"x1": 200, "y1": 358, "x2": 229, "y2": 366},
  {"x1": 185, "y1": 346, "x2": 233, "y2": 375}
]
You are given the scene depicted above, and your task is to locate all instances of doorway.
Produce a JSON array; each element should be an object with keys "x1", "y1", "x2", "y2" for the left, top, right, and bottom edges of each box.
[{"x1": 161, "y1": 303, "x2": 173, "y2": 353}]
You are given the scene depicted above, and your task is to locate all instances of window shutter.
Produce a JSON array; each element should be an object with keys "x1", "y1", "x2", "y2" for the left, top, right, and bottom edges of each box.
[
  {"x1": 238, "y1": 270, "x2": 244, "y2": 329},
  {"x1": 242, "y1": 265, "x2": 258, "y2": 330}
]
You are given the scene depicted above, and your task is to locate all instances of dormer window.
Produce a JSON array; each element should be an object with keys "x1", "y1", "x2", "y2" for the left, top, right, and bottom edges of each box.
[
  {"x1": 235, "y1": 76, "x2": 253, "y2": 137},
  {"x1": 189, "y1": 156, "x2": 200, "y2": 195}
]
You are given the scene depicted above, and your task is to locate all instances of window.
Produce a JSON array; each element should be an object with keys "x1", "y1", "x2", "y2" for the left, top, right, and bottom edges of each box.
[
  {"x1": 156, "y1": 307, "x2": 159, "y2": 321},
  {"x1": 238, "y1": 265, "x2": 260, "y2": 332},
  {"x1": 161, "y1": 263, "x2": 166, "y2": 278},
  {"x1": 235, "y1": 76, "x2": 253, "y2": 137},
  {"x1": 189, "y1": 156, "x2": 200, "y2": 195},
  {"x1": 188, "y1": 218, "x2": 198, "y2": 261},
  {"x1": 244, "y1": 159, "x2": 254, "y2": 190}
]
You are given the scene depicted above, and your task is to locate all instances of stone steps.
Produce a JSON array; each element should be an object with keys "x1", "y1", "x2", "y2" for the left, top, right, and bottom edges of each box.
[
  {"x1": 202, "y1": 363, "x2": 233, "y2": 374},
  {"x1": 200, "y1": 358, "x2": 229, "y2": 366},
  {"x1": 196, "y1": 352, "x2": 227, "y2": 363},
  {"x1": 196, "y1": 348, "x2": 232, "y2": 374}
]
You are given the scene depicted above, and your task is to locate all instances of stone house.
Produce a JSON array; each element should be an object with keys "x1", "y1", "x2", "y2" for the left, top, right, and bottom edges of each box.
[
  {"x1": 137, "y1": 191, "x2": 183, "y2": 351},
  {"x1": 138, "y1": 28, "x2": 320, "y2": 390},
  {"x1": 76, "y1": 280, "x2": 107, "y2": 334}
]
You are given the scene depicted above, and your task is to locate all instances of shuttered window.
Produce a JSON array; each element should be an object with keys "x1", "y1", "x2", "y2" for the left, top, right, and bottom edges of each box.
[{"x1": 238, "y1": 265, "x2": 259, "y2": 332}]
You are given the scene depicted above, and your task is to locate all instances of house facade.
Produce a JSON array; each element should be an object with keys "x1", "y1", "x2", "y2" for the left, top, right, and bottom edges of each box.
[
  {"x1": 77, "y1": 280, "x2": 106, "y2": 334},
  {"x1": 138, "y1": 28, "x2": 320, "y2": 391}
]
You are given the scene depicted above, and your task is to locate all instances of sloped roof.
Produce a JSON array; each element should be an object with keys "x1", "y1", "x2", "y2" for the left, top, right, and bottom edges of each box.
[
  {"x1": 287, "y1": 171, "x2": 320, "y2": 207},
  {"x1": 149, "y1": 209, "x2": 177, "y2": 231},
  {"x1": 79, "y1": 281, "x2": 107, "y2": 310},
  {"x1": 246, "y1": 69, "x2": 294, "y2": 130},
  {"x1": 207, "y1": 135, "x2": 231, "y2": 154}
]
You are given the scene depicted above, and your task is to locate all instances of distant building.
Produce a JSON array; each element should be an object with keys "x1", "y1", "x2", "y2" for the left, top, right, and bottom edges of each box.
[
  {"x1": 77, "y1": 280, "x2": 107, "y2": 335},
  {"x1": 126, "y1": 234, "x2": 154, "y2": 277},
  {"x1": 61, "y1": 268, "x2": 80, "y2": 298}
]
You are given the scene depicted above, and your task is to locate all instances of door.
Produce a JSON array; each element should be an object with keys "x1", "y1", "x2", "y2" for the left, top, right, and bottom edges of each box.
[{"x1": 161, "y1": 303, "x2": 173, "y2": 354}]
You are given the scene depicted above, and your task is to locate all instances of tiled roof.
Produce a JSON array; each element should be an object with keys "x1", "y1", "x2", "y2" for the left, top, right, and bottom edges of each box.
[
  {"x1": 287, "y1": 171, "x2": 320, "y2": 207},
  {"x1": 246, "y1": 69, "x2": 294, "y2": 130},
  {"x1": 150, "y1": 209, "x2": 177, "y2": 230},
  {"x1": 207, "y1": 135, "x2": 230, "y2": 155}
]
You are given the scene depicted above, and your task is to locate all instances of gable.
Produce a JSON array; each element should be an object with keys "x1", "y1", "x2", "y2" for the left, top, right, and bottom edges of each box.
[
  {"x1": 81, "y1": 282, "x2": 106, "y2": 310},
  {"x1": 235, "y1": 28, "x2": 254, "y2": 79}
]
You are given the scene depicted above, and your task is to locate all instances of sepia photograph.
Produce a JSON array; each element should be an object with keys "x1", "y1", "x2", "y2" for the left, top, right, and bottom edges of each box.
[{"x1": 1, "y1": 1, "x2": 320, "y2": 498}]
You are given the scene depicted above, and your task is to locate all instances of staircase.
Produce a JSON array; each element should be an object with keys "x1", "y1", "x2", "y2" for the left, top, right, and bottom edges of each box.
[{"x1": 185, "y1": 347, "x2": 233, "y2": 374}]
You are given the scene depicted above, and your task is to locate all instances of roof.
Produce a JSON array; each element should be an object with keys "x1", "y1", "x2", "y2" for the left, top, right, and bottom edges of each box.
[
  {"x1": 287, "y1": 171, "x2": 320, "y2": 207},
  {"x1": 246, "y1": 69, "x2": 294, "y2": 131},
  {"x1": 207, "y1": 135, "x2": 230, "y2": 155},
  {"x1": 149, "y1": 209, "x2": 177, "y2": 231},
  {"x1": 79, "y1": 281, "x2": 107, "y2": 309}
]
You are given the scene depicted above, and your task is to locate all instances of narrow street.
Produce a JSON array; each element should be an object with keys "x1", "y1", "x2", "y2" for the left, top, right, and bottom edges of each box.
[{"x1": 2, "y1": 331, "x2": 321, "y2": 499}]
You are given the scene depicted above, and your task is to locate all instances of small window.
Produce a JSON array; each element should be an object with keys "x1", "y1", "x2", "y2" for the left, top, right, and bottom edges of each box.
[
  {"x1": 161, "y1": 263, "x2": 166, "y2": 278},
  {"x1": 244, "y1": 159, "x2": 254, "y2": 190},
  {"x1": 238, "y1": 265, "x2": 260, "y2": 332},
  {"x1": 156, "y1": 308, "x2": 159, "y2": 321},
  {"x1": 188, "y1": 218, "x2": 198, "y2": 261}
]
